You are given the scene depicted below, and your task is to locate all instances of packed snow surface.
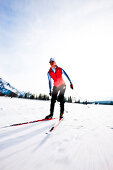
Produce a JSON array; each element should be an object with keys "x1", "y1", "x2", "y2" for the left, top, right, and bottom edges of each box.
[{"x1": 0, "y1": 96, "x2": 113, "y2": 170}]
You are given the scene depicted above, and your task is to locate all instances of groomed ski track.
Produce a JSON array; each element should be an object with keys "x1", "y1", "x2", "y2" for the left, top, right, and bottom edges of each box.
[{"x1": 0, "y1": 97, "x2": 113, "y2": 170}]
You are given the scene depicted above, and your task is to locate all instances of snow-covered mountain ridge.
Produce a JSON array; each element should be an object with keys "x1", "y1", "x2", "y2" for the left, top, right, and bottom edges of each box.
[{"x1": 0, "y1": 78, "x2": 25, "y2": 97}]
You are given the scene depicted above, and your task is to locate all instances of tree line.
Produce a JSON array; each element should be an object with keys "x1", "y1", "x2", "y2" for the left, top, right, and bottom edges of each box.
[{"x1": 23, "y1": 92, "x2": 78, "y2": 103}]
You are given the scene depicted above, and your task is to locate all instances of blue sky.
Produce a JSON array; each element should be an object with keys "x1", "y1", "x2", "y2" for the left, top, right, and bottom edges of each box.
[{"x1": 0, "y1": 0, "x2": 113, "y2": 100}]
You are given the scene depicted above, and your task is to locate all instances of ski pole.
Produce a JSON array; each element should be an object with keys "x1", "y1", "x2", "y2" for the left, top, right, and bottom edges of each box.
[
  {"x1": 73, "y1": 89, "x2": 90, "y2": 108},
  {"x1": 74, "y1": 89, "x2": 83, "y2": 102}
]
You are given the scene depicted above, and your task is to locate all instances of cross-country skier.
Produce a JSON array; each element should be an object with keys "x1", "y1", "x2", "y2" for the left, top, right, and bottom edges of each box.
[{"x1": 45, "y1": 58, "x2": 73, "y2": 119}]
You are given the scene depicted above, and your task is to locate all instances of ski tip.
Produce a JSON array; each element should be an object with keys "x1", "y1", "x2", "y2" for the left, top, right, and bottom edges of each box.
[
  {"x1": 45, "y1": 132, "x2": 49, "y2": 134},
  {"x1": 49, "y1": 126, "x2": 54, "y2": 132}
]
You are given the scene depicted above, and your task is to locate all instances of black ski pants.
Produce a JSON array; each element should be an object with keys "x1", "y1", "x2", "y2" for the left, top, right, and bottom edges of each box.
[{"x1": 50, "y1": 84, "x2": 66, "y2": 115}]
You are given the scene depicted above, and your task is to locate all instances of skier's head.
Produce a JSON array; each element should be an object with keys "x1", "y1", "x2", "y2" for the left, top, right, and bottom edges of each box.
[
  {"x1": 49, "y1": 58, "x2": 56, "y2": 68},
  {"x1": 49, "y1": 58, "x2": 55, "y2": 63}
]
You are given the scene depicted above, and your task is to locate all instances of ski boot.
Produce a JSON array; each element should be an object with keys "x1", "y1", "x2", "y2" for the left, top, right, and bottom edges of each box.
[
  {"x1": 45, "y1": 114, "x2": 53, "y2": 119},
  {"x1": 60, "y1": 113, "x2": 64, "y2": 119}
]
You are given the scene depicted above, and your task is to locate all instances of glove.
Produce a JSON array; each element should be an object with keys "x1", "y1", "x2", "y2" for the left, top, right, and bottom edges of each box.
[
  {"x1": 70, "y1": 83, "x2": 73, "y2": 89},
  {"x1": 49, "y1": 91, "x2": 52, "y2": 96}
]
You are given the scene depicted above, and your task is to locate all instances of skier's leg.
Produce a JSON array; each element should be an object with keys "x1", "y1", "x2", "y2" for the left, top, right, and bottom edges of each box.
[
  {"x1": 45, "y1": 87, "x2": 58, "y2": 119},
  {"x1": 58, "y1": 85, "x2": 66, "y2": 118},
  {"x1": 50, "y1": 86, "x2": 58, "y2": 115}
]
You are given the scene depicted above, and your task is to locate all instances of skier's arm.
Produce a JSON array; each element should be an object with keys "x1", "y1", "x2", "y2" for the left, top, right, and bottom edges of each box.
[
  {"x1": 62, "y1": 68, "x2": 73, "y2": 89},
  {"x1": 62, "y1": 69, "x2": 72, "y2": 83},
  {"x1": 47, "y1": 72, "x2": 52, "y2": 94}
]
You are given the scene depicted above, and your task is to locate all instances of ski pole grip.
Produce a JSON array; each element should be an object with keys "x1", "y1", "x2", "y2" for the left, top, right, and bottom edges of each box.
[{"x1": 70, "y1": 83, "x2": 73, "y2": 89}]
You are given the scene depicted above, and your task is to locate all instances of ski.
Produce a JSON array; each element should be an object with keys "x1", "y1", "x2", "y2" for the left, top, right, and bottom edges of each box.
[
  {"x1": 46, "y1": 117, "x2": 64, "y2": 134},
  {"x1": 2, "y1": 117, "x2": 56, "y2": 128}
]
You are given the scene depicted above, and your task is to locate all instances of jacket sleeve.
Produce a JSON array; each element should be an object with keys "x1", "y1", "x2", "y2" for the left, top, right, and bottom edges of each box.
[
  {"x1": 47, "y1": 72, "x2": 52, "y2": 92},
  {"x1": 62, "y1": 68, "x2": 72, "y2": 83}
]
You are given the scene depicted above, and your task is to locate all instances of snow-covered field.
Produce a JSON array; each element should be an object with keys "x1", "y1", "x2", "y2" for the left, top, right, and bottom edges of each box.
[{"x1": 0, "y1": 96, "x2": 113, "y2": 170}]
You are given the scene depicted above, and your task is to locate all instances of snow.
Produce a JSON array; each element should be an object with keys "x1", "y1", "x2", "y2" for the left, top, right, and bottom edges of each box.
[{"x1": 0, "y1": 96, "x2": 113, "y2": 170}]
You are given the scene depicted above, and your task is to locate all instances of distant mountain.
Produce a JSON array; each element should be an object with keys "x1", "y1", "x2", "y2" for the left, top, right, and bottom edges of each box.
[
  {"x1": 88, "y1": 100, "x2": 113, "y2": 105},
  {"x1": 0, "y1": 78, "x2": 25, "y2": 97}
]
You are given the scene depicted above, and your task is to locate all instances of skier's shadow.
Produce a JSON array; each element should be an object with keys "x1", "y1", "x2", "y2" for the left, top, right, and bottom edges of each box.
[
  {"x1": 0, "y1": 123, "x2": 53, "y2": 152},
  {"x1": 32, "y1": 125, "x2": 54, "y2": 152},
  {"x1": 0, "y1": 122, "x2": 39, "y2": 139}
]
